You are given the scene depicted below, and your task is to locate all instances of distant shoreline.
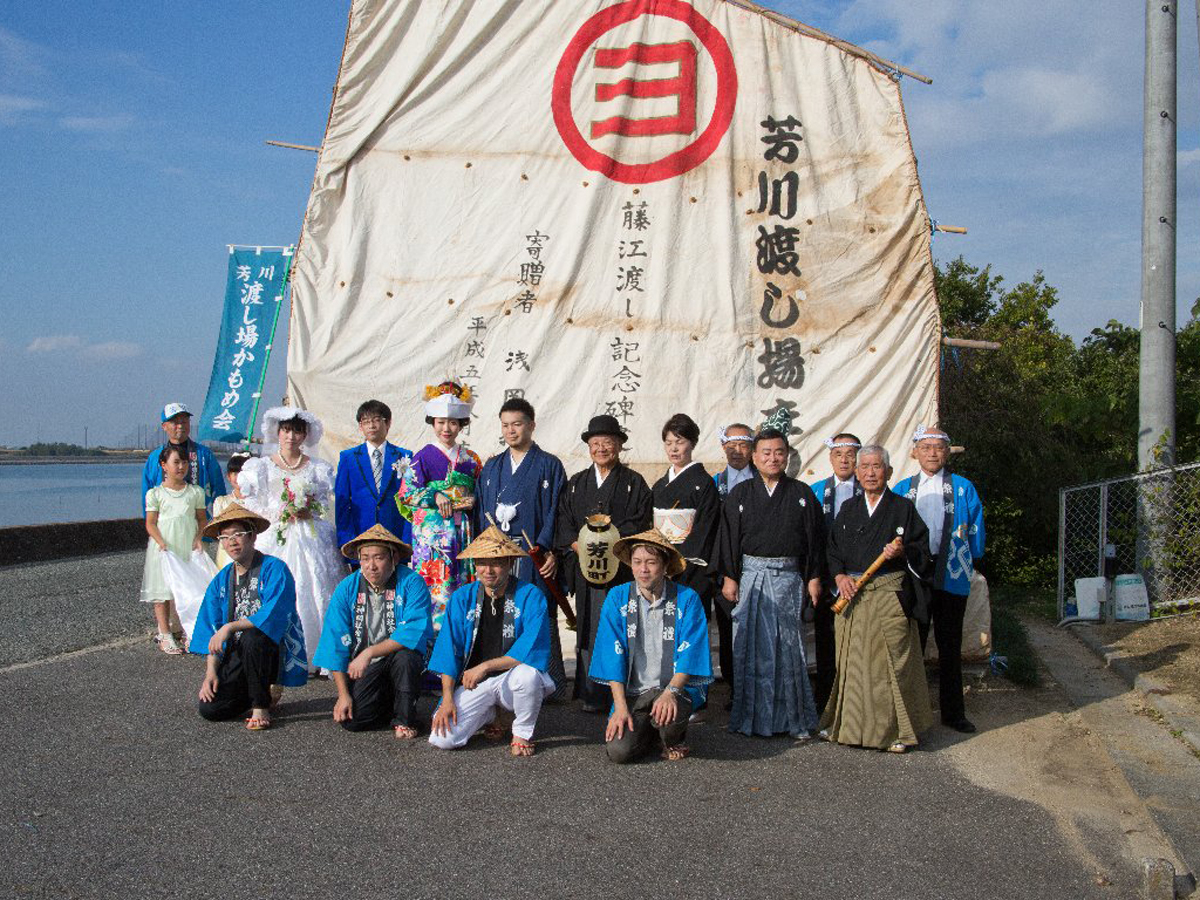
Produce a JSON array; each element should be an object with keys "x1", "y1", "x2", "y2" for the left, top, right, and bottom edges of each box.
[
  {"x1": 0, "y1": 456, "x2": 148, "y2": 466},
  {"x1": 1, "y1": 452, "x2": 237, "y2": 466}
]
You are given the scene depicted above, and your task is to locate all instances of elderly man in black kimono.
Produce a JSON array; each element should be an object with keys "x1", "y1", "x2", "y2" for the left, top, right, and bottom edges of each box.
[
  {"x1": 820, "y1": 444, "x2": 934, "y2": 753},
  {"x1": 714, "y1": 421, "x2": 823, "y2": 738},
  {"x1": 555, "y1": 414, "x2": 652, "y2": 712}
]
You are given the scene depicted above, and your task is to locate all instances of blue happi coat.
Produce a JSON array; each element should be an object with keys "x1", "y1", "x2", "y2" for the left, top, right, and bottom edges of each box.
[
  {"x1": 141, "y1": 440, "x2": 226, "y2": 514},
  {"x1": 189, "y1": 553, "x2": 308, "y2": 687},
  {"x1": 311, "y1": 566, "x2": 434, "y2": 672},
  {"x1": 428, "y1": 579, "x2": 551, "y2": 682},
  {"x1": 893, "y1": 472, "x2": 985, "y2": 597},
  {"x1": 474, "y1": 444, "x2": 567, "y2": 588},
  {"x1": 588, "y1": 581, "x2": 713, "y2": 708}
]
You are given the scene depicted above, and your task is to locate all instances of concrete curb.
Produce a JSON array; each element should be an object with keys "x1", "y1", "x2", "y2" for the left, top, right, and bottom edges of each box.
[{"x1": 1068, "y1": 624, "x2": 1200, "y2": 758}]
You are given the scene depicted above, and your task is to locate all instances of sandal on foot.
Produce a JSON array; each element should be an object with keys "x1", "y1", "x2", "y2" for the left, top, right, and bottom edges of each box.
[
  {"x1": 393, "y1": 725, "x2": 418, "y2": 740},
  {"x1": 886, "y1": 741, "x2": 908, "y2": 754},
  {"x1": 155, "y1": 632, "x2": 184, "y2": 655},
  {"x1": 245, "y1": 714, "x2": 272, "y2": 731},
  {"x1": 509, "y1": 736, "x2": 535, "y2": 757},
  {"x1": 661, "y1": 744, "x2": 690, "y2": 761}
]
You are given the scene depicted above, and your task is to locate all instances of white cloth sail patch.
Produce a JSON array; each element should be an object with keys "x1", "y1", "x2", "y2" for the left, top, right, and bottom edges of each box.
[{"x1": 495, "y1": 501, "x2": 521, "y2": 532}]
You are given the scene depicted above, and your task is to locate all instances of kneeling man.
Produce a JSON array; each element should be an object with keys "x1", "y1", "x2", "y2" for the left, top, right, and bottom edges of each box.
[
  {"x1": 313, "y1": 525, "x2": 434, "y2": 738},
  {"x1": 191, "y1": 503, "x2": 308, "y2": 730},
  {"x1": 428, "y1": 526, "x2": 554, "y2": 756},
  {"x1": 590, "y1": 529, "x2": 713, "y2": 763}
]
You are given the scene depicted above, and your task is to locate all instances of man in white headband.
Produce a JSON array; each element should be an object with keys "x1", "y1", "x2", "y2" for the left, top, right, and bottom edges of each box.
[
  {"x1": 714, "y1": 423, "x2": 755, "y2": 500},
  {"x1": 808, "y1": 431, "x2": 864, "y2": 711},
  {"x1": 893, "y1": 424, "x2": 986, "y2": 734}
]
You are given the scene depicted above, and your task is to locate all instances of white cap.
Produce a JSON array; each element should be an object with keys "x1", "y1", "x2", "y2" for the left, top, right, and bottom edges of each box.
[{"x1": 161, "y1": 402, "x2": 192, "y2": 422}]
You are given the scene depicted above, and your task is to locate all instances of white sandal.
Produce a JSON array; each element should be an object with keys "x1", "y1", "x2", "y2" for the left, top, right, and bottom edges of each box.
[{"x1": 155, "y1": 632, "x2": 184, "y2": 655}]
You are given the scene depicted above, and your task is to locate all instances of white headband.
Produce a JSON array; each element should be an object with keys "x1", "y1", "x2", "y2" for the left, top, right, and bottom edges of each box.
[
  {"x1": 912, "y1": 423, "x2": 950, "y2": 443},
  {"x1": 824, "y1": 437, "x2": 861, "y2": 449},
  {"x1": 718, "y1": 426, "x2": 753, "y2": 444}
]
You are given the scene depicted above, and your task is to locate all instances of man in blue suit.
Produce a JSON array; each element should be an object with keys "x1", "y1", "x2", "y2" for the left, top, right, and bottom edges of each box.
[{"x1": 335, "y1": 400, "x2": 412, "y2": 566}]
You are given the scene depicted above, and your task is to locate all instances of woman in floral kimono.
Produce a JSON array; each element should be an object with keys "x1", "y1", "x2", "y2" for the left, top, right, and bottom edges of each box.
[{"x1": 396, "y1": 382, "x2": 483, "y2": 629}]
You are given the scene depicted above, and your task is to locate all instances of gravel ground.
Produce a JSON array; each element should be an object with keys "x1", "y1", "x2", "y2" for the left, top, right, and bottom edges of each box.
[
  {"x1": 0, "y1": 554, "x2": 1147, "y2": 899},
  {"x1": 0, "y1": 551, "x2": 149, "y2": 666}
]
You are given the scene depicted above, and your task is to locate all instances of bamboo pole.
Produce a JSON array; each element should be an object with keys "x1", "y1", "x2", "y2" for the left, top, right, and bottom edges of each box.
[
  {"x1": 265, "y1": 140, "x2": 320, "y2": 152},
  {"x1": 722, "y1": 0, "x2": 931, "y2": 84},
  {"x1": 942, "y1": 337, "x2": 1001, "y2": 351}
]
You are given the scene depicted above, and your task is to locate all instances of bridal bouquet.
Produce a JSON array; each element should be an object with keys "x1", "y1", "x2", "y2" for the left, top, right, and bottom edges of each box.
[{"x1": 277, "y1": 476, "x2": 325, "y2": 545}]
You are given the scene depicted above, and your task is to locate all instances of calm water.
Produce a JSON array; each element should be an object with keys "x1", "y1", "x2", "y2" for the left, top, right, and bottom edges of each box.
[{"x1": 0, "y1": 463, "x2": 147, "y2": 527}]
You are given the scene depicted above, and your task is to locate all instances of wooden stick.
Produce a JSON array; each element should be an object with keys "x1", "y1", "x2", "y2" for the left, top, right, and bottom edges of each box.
[
  {"x1": 934, "y1": 224, "x2": 968, "y2": 234},
  {"x1": 521, "y1": 528, "x2": 576, "y2": 629},
  {"x1": 832, "y1": 528, "x2": 904, "y2": 615},
  {"x1": 265, "y1": 140, "x2": 319, "y2": 152}
]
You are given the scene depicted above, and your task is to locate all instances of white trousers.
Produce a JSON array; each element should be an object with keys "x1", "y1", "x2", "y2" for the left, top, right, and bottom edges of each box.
[{"x1": 428, "y1": 663, "x2": 555, "y2": 748}]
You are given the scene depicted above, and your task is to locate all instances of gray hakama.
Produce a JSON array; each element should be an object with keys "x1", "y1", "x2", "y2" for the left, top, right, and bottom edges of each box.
[{"x1": 729, "y1": 555, "x2": 819, "y2": 736}]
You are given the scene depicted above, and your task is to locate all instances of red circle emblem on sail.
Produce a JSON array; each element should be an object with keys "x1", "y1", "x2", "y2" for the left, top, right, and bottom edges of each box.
[{"x1": 552, "y1": 0, "x2": 738, "y2": 185}]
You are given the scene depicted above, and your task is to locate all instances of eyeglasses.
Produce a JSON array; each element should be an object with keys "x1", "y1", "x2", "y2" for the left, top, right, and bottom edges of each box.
[
  {"x1": 217, "y1": 531, "x2": 254, "y2": 542},
  {"x1": 359, "y1": 416, "x2": 388, "y2": 426}
]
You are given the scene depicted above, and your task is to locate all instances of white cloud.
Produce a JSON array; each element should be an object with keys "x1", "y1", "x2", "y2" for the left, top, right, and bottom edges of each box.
[
  {"x1": 58, "y1": 113, "x2": 135, "y2": 133},
  {"x1": 85, "y1": 341, "x2": 141, "y2": 361},
  {"x1": 27, "y1": 335, "x2": 83, "y2": 353},
  {"x1": 27, "y1": 334, "x2": 141, "y2": 360},
  {"x1": 0, "y1": 92, "x2": 45, "y2": 125}
]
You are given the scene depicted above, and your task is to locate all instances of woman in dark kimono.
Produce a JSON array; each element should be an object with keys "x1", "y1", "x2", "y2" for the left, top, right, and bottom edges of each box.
[
  {"x1": 554, "y1": 415, "x2": 652, "y2": 711},
  {"x1": 651, "y1": 414, "x2": 721, "y2": 614}
]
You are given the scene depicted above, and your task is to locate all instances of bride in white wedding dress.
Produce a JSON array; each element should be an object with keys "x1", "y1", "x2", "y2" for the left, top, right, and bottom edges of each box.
[{"x1": 239, "y1": 407, "x2": 345, "y2": 670}]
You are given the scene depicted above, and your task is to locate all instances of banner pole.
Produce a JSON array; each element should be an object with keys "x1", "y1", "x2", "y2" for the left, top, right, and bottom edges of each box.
[{"x1": 243, "y1": 251, "x2": 293, "y2": 451}]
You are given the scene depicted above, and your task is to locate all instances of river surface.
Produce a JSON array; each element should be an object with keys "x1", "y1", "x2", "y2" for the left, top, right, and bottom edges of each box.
[{"x1": 0, "y1": 463, "x2": 146, "y2": 527}]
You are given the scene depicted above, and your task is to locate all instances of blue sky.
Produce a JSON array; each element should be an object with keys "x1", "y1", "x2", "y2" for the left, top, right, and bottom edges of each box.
[{"x1": 1, "y1": 2, "x2": 1197, "y2": 447}]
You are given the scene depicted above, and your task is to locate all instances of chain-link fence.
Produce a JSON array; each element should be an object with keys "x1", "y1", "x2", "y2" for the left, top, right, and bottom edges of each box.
[{"x1": 1058, "y1": 461, "x2": 1200, "y2": 618}]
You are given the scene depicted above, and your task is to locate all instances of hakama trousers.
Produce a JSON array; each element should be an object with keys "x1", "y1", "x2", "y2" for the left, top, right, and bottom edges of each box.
[
  {"x1": 729, "y1": 556, "x2": 819, "y2": 737},
  {"x1": 918, "y1": 588, "x2": 968, "y2": 724},
  {"x1": 605, "y1": 689, "x2": 694, "y2": 764},
  {"x1": 428, "y1": 664, "x2": 555, "y2": 749},
  {"x1": 198, "y1": 628, "x2": 279, "y2": 721},
  {"x1": 341, "y1": 647, "x2": 425, "y2": 731},
  {"x1": 820, "y1": 573, "x2": 933, "y2": 748},
  {"x1": 575, "y1": 585, "x2": 612, "y2": 710}
]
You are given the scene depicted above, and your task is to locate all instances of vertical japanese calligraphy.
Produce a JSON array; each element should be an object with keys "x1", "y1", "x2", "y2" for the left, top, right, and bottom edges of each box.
[{"x1": 198, "y1": 246, "x2": 292, "y2": 443}]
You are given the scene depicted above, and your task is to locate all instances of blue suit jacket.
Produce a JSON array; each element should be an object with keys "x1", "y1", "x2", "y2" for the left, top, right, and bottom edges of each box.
[{"x1": 335, "y1": 442, "x2": 412, "y2": 551}]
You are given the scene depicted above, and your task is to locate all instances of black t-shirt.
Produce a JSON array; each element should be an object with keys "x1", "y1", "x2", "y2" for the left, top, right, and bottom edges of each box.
[{"x1": 465, "y1": 585, "x2": 506, "y2": 671}]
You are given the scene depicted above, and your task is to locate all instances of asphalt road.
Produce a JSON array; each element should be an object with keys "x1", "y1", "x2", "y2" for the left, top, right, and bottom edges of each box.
[{"x1": 0, "y1": 553, "x2": 1142, "y2": 899}]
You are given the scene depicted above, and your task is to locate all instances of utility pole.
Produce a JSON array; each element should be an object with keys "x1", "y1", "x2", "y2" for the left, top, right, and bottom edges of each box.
[{"x1": 1138, "y1": 0, "x2": 1177, "y2": 470}]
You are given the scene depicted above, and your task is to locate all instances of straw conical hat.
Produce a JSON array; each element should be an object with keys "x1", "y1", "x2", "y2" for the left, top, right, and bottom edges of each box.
[
  {"x1": 341, "y1": 523, "x2": 412, "y2": 561},
  {"x1": 201, "y1": 502, "x2": 270, "y2": 540},
  {"x1": 612, "y1": 528, "x2": 687, "y2": 577},
  {"x1": 457, "y1": 525, "x2": 529, "y2": 560}
]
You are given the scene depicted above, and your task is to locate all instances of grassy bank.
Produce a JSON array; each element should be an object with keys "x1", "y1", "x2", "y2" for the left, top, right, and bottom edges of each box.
[{"x1": 989, "y1": 584, "x2": 1055, "y2": 687}]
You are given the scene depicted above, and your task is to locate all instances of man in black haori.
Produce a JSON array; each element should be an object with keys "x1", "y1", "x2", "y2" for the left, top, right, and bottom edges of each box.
[
  {"x1": 820, "y1": 444, "x2": 934, "y2": 753},
  {"x1": 555, "y1": 415, "x2": 652, "y2": 712},
  {"x1": 714, "y1": 410, "x2": 823, "y2": 738}
]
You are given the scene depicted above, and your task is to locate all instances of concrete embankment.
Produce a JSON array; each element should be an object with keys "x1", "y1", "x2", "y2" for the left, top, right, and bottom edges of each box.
[{"x1": 0, "y1": 519, "x2": 146, "y2": 567}]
